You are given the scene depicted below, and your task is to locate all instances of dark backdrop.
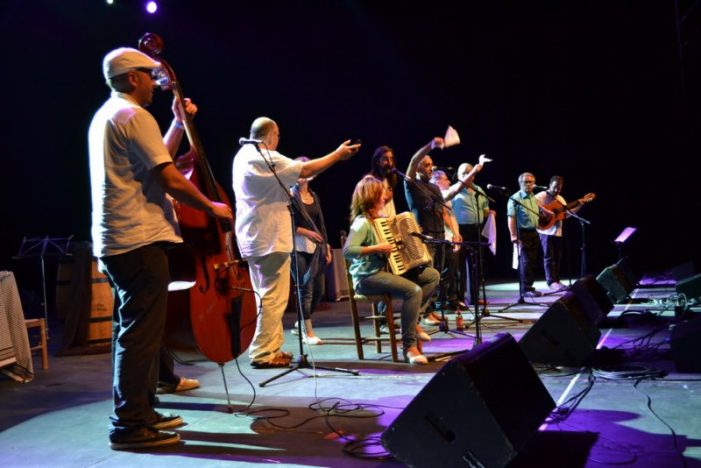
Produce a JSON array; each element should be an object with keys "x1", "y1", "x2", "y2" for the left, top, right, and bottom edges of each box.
[{"x1": 2, "y1": 1, "x2": 700, "y2": 295}]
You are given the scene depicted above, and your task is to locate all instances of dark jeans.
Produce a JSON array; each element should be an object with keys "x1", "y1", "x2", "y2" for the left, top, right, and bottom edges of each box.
[
  {"x1": 518, "y1": 230, "x2": 540, "y2": 291},
  {"x1": 540, "y1": 233, "x2": 564, "y2": 285},
  {"x1": 290, "y1": 251, "x2": 325, "y2": 320},
  {"x1": 101, "y1": 243, "x2": 170, "y2": 434}
]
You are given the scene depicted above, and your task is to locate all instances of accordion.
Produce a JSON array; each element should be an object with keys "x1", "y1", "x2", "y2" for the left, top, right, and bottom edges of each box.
[{"x1": 372, "y1": 212, "x2": 432, "y2": 276}]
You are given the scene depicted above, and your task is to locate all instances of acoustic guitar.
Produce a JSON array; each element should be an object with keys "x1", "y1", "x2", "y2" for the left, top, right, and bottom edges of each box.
[{"x1": 538, "y1": 192, "x2": 595, "y2": 230}]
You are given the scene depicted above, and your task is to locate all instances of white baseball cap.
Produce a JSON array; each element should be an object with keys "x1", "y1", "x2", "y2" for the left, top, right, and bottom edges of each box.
[{"x1": 102, "y1": 47, "x2": 161, "y2": 80}]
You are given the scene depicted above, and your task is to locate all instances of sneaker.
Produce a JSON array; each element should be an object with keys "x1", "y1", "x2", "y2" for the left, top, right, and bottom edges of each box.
[
  {"x1": 421, "y1": 312, "x2": 442, "y2": 326},
  {"x1": 109, "y1": 427, "x2": 180, "y2": 450},
  {"x1": 302, "y1": 334, "x2": 323, "y2": 345},
  {"x1": 549, "y1": 282, "x2": 567, "y2": 291},
  {"x1": 157, "y1": 377, "x2": 200, "y2": 394},
  {"x1": 150, "y1": 412, "x2": 184, "y2": 430},
  {"x1": 524, "y1": 290, "x2": 543, "y2": 298}
]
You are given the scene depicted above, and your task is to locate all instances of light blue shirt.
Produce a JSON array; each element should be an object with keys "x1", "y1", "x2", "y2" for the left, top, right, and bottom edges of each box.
[
  {"x1": 507, "y1": 190, "x2": 539, "y2": 229},
  {"x1": 452, "y1": 183, "x2": 489, "y2": 225},
  {"x1": 343, "y1": 215, "x2": 386, "y2": 287}
]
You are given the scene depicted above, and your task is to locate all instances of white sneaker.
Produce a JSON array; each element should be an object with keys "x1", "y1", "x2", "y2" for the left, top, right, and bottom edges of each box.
[
  {"x1": 302, "y1": 335, "x2": 323, "y2": 345},
  {"x1": 549, "y1": 282, "x2": 567, "y2": 291}
]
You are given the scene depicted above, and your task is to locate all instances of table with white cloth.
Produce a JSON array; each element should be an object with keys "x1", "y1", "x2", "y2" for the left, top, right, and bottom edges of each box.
[{"x1": 0, "y1": 271, "x2": 34, "y2": 382}]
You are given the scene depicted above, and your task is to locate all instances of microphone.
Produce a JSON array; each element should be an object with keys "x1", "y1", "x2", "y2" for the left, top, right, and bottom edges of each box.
[
  {"x1": 238, "y1": 137, "x2": 262, "y2": 146},
  {"x1": 533, "y1": 185, "x2": 548, "y2": 191},
  {"x1": 392, "y1": 167, "x2": 411, "y2": 182},
  {"x1": 410, "y1": 231, "x2": 434, "y2": 241},
  {"x1": 487, "y1": 184, "x2": 508, "y2": 192}
]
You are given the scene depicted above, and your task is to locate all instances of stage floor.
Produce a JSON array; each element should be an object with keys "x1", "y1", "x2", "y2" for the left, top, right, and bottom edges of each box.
[{"x1": 2, "y1": 278, "x2": 700, "y2": 467}]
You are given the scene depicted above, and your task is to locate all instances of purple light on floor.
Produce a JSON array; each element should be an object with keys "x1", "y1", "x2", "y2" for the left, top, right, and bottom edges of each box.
[{"x1": 146, "y1": 1, "x2": 158, "y2": 14}]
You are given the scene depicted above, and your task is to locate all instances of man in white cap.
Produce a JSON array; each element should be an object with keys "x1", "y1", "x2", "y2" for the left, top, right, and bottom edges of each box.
[{"x1": 89, "y1": 47, "x2": 232, "y2": 450}]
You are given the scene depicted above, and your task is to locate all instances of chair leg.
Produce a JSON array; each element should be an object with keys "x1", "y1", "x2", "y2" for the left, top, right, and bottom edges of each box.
[
  {"x1": 385, "y1": 298, "x2": 399, "y2": 363},
  {"x1": 371, "y1": 303, "x2": 382, "y2": 354},
  {"x1": 349, "y1": 297, "x2": 365, "y2": 360},
  {"x1": 38, "y1": 318, "x2": 48, "y2": 370}
]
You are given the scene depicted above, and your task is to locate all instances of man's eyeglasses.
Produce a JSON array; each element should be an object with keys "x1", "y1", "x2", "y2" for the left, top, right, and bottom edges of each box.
[{"x1": 134, "y1": 67, "x2": 155, "y2": 77}]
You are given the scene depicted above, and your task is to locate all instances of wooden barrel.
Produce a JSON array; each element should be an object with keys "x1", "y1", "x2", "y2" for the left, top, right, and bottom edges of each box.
[
  {"x1": 55, "y1": 255, "x2": 75, "y2": 322},
  {"x1": 86, "y1": 259, "x2": 113, "y2": 347}
]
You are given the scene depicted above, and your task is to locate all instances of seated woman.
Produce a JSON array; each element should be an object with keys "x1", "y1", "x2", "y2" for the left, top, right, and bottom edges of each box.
[{"x1": 343, "y1": 175, "x2": 440, "y2": 365}]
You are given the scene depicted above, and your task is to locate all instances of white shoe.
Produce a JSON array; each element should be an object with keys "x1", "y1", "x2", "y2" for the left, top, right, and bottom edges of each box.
[
  {"x1": 416, "y1": 325, "x2": 431, "y2": 342},
  {"x1": 404, "y1": 350, "x2": 428, "y2": 365},
  {"x1": 302, "y1": 335, "x2": 323, "y2": 345},
  {"x1": 549, "y1": 282, "x2": 567, "y2": 291},
  {"x1": 291, "y1": 321, "x2": 300, "y2": 335}
]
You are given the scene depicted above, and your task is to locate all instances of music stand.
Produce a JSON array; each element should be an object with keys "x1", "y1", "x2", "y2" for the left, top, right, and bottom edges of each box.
[
  {"x1": 13, "y1": 235, "x2": 74, "y2": 338},
  {"x1": 246, "y1": 144, "x2": 358, "y2": 388}
]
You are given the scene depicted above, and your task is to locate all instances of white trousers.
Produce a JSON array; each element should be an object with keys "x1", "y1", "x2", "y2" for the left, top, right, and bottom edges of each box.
[{"x1": 246, "y1": 252, "x2": 291, "y2": 362}]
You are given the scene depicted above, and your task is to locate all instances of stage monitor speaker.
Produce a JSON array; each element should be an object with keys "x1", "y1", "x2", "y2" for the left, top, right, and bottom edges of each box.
[
  {"x1": 519, "y1": 292, "x2": 601, "y2": 367},
  {"x1": 381, "y1": 333, "x2": 555, "y2": 468},
  {"x1": 596, "y1": 264, "x2": 634, "y2": 303},
  {"x1": 676, "y1": 274, "x2": 701, "y2": 301},
  {"x1": 569, "y1": 275, "x2": 614, "y2": 326},
  {"x1": 670, "y1": 316, "x2": 701, "y2": 373}
]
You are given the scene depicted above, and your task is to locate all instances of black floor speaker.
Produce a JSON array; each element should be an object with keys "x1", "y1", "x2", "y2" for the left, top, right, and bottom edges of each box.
[
  {"x1": 670, "y1": 316, "x2": 701, "y2": 372},
  {"x1": 676, "y1": 274, "x2": 701, "y2": 301},
  {"x1": 596, "y1": 262, "x2": 635, "y2": 303},
  {"x1": 519, "y1": 292, "x2": 601, "y2": 367},
  {"x1": 569, "y1": 275, "x2": 614, "y2": 326},
  {"x1": 381, "y1": 333, "x2": 555, "y2": 468}
]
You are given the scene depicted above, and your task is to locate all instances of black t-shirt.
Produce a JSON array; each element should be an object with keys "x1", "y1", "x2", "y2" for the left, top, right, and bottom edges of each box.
[{"x1": 404, "y1": 179, "x2": 445, "y2": 235}]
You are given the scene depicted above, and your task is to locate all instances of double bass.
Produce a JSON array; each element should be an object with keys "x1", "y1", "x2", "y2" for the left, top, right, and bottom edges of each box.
[{"x1": 138, "y1": 33, "x2": 257, "y2": 365}]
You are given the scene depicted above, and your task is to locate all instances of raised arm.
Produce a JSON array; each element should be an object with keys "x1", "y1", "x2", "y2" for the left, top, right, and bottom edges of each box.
[
  {"x1": 444, "y1": 163, "x2": 484, "y2": 201},
  {"x1": 406, "y1": 137, "x2": 445, "y2": 179},
  {"x1": 299, "y1": 140, "x2": 361, "y2": 179}
]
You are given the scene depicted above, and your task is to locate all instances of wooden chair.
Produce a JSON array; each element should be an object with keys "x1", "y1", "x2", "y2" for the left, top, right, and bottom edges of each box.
[{"x1": 25, "y1": 318, "x2": 48, "y2": 370}]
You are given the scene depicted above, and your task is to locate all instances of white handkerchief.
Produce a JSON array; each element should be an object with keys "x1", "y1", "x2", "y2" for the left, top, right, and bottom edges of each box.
[
  {"x1": 481, "y1": 211, "x2": 497, "y2": 255},
  {"x1": 444, "y1": 125, "x2": 460, "y2": 148},
  {"x1": 512, "y1": 243, "x2": 520, "y2": 270}
]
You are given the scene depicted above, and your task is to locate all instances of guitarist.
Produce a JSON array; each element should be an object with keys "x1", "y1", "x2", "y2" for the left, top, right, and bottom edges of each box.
[{"x1": 535, "y1": 175, "x2": 585, "y2": 291}]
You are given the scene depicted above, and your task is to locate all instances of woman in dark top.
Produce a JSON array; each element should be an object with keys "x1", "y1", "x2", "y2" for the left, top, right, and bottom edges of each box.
[{"x1": 290, "y1": 156, "x2": 332, "y2": 345}]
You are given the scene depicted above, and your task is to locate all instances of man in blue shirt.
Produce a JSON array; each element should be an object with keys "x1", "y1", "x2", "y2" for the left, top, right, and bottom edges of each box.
[{"x1": 507, "y1": 172, "x2": 542, "y2": 297}]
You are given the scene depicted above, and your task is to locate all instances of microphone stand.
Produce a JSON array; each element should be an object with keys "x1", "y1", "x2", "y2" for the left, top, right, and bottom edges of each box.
[
  {"x1": 245, "y1": 143, "x2": 358, "y2": 387},
  {"x1": 568, "y1": 210, "x2": 591, "y2": 278}
]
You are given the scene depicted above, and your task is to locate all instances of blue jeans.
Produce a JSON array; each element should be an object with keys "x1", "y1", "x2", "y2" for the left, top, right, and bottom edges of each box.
[
  {"x1": 101, "y1": 243, "x2": 170, "y2": 434},
  {"x1": 356, "y1": 266, "x2": 439, "y2": 350},
  {"x1": 290, "y1": 251, "x2": 325, "y2": 320}
]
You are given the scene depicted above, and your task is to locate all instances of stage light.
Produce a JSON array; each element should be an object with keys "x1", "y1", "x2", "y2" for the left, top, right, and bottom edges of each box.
[
  {"x1": 614, "y1": 226, "x2": 637, "y2": 244},
  {"x1": 146, "y1": 1, "x2": 158, "y2": 14},
  {"x1": 614, "y1": 226, "x2": 637, "y2": 259},
  {"x1": 106, "y1": 0, "x2": 114, "y2": 5}
]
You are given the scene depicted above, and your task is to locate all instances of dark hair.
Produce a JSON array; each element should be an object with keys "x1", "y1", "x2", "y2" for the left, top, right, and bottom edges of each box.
[
  {"x1": 369, "y1": 145, "x2": 397, "y2": 188},
  {"x1": 549, "y1": 175, "x2": 564, "y2": 186}
]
